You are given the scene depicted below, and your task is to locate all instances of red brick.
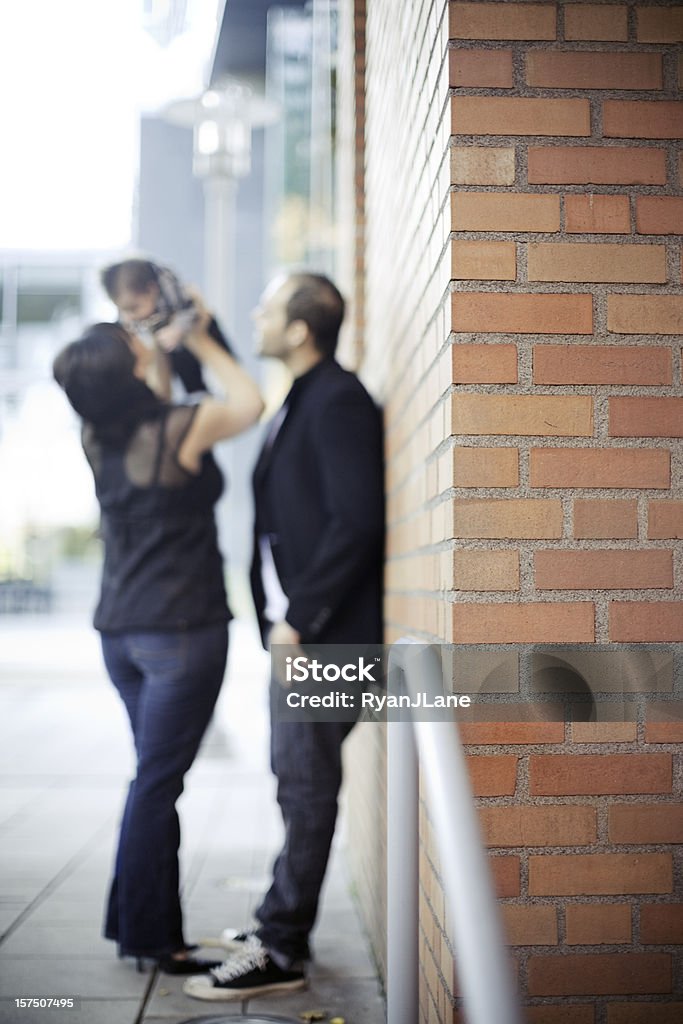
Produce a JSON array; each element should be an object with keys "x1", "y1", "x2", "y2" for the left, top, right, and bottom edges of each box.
[
  {"x1": 611, "y1": 602, "x2": 683, "y2": 642},
  {"x1": 636, "y1": 7, "x2": 683, "y2": 43},
  {"x1": 572, "y1": 721, "x2": 637, "y2": 742},
  {"x1": 609, "y1": 805, "x2": 683, "y2": 844},
  {"x1": 452, "y1": 293, "x2": 592, "y2": 334},
  {"x1": 452, "y1": 97, "x2": 590, "y2": 137},
  {"x1": 453, "y1": 549, "x2": 519, "y2": 591},
  {"x1": 452, "y1": 446, "x2": 519, "y2": 488},
  {"x1": 528, "y1": 1008, "x2": 595, "y2": 1024},
  {"x1": 530, "y1": 448, "x2": 670, "y2": 489},
  {"x1": 534, "y1": 345, "x2": 671, "y2": 386},
  {"x1": 460, "y1": 718, "x2": 565, "y2": 745},
  {"x1": 565, "y1": 194, "x2": 631, "y2": 234},
  {"x1": 604, "y1": 101, "x2": 683, "y2": 140},
  {"x1": 527, "y1": 243, "x2": 665, "y2": 284},
  {"x1": 478, "y1": 805, "x2": 596, "y2": 847},
  {"x1": 610, "y1": 397, "x2": 683, "y2": 438},
  {"x1": 466, "y1": 754, "x2": 518, "y2": 796},
  {"x1": 452, "y1": 192, "x2": 560, "y2": 232},
  {"x1": 565, "y1": 4, "x2": 628, "y2": 41},
  {"x1": 527, "y1": 52, "x2": 662, "y2": 90},
  {"x1": 451, "y1": 146, "x2": 515, "y2": 185},
  {"x1": 449, "y1": 48, "x2": 513, "y2": 88},
  {"x1": 534, "y1": 549, "x2": 673, "y2": 590},
  {"x1": 648, "y1": 501, "x2": 683, "y2": 539},
  {"x1": 452, "y1": 343, "x2": 517, "y2": 382},
  {"x1": 451, "y1": 241, "x2": 516, "y2": 282},
  {"x1": 452, "y1": 499, "x2": 563, "y2": 538},
  {"x1": 641, "y1": 904, "x2": 683, "y2": 944},
  {"x1": 501, "y1": 904, "x2": 558, "y2": 946},
  {"x1": 530, "y1": 753, "x2": 672, "y2": 796},
  {"x1": 452, "y1": 395, "x2": 593, "y2": 437},
  {"x1": 528, "y1": 853, "x2": 673, "y2": 896},
  {"x1": 453, "y1": 602, "x2": 594, "y2": 643},
  {"x1": 573, "y1": 500, "x2": 638, "y2": 540},
  {"x1": 528, "y1": 147, "x2": 667, "y2": 185},
  {"x1": 528, "y1": 952, "x2": 671, "y2": 996},
  {"x1": 645, "y1": 720, "x2": 683, "y2": 743},
  {"x1": 607, "y1": 1004, "x2": 683, "y2": 1024},
  {"x1": 637, "y1": 196, "x2": 683, "y2": 234},
  {"x1": 490, "y1": 855, "x2": 520, "y2": 897},
  {"x1": 449, "y1": 3, "x2": 556, "y2": 40},
  {"x1": 608, "y1": 295, "x2": 683, "y2": 335},
  {"x1": 644, "y1": 701, "x2": 683, "y2": 743},
  {"x1": 565, "y1": 903, "x2": 632, "y2": 945}
]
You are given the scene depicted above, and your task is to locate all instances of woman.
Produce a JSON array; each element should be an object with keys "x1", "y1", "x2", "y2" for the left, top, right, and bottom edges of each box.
[{"x1": 53, "y1": 306, "x2": 263, "y2": 972}]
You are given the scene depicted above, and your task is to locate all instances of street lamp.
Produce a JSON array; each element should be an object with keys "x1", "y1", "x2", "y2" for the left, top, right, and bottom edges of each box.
[
  {"x1": 193, "y1": 84, "x2": 252, "y2": 181},
  {"x1": 162, "y1": 83, "x2": 277, "y2": 602},
  {"x1": 192, "y1": 82, "x2": 253, "y2": 336},
  {"x1": 163, "y1": 80, "x2": 266, "y2": 334}
]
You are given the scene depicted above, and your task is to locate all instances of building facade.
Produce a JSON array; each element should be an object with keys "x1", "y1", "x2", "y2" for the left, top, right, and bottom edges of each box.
[{"x1": 338, "y1": 2, "x2": 683, "y2": 1020}]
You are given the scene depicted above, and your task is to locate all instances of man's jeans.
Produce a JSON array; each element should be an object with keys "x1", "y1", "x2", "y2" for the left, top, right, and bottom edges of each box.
[
  {"x1": 101, "y1": 623, "x2": 228, "y2": 956},
  {"x1": 255, "y1": 676, "x2": 357, "y2": 963}
]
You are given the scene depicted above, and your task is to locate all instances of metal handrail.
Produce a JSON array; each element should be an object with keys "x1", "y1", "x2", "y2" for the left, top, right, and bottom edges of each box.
[{"x1": 386, "y1": 639, "x2": 523, "y2": 1024}]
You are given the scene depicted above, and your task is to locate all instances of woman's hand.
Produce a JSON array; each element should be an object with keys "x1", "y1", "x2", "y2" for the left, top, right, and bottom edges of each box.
[
  {"x1": 155, "y1": 289, "x2": 212, "y2": 355},
  {"x1": 174, "y1": 294, "x2": 265, "y2": 468},
  {"x1": 155, "y1": 320, "x2": 186, "y2": 353},
  {"x1": 182, "y1": 288, "x2": 213, "y2": 355}
]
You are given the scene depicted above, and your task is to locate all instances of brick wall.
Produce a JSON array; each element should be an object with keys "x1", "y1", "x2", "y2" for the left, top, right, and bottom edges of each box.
[{"x1": 341, "y1": 1, "x2": 683, "y2": 1021}]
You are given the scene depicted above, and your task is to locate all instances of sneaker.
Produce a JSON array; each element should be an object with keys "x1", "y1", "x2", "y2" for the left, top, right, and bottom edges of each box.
[{"x1": 183, "y1": 937, "x2": 307, "y2": 1002}]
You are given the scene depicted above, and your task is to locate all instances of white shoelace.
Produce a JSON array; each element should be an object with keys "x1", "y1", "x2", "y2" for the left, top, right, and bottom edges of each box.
[{"x1": 211, "y1": 936, "x2": 268, "y2": 983}]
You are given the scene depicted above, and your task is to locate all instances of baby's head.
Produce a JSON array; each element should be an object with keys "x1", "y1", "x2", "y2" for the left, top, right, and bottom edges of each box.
[{"x1": 101, "y1": 259, "x2": 160, "y2": 324}]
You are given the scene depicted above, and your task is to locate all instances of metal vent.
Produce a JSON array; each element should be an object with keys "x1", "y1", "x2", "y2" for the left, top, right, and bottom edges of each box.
[{"x1": 178, "y1": 1014, "x2": 301, "y2": 1024}]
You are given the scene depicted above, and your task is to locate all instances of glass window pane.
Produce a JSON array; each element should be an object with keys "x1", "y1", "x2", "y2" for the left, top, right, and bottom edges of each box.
[
  {"x1": 17, "y1": 289, "x2": 81, "y2": 324},
  {"x1": 18, "y1": 267, "x2": 82, "y2": 289}
]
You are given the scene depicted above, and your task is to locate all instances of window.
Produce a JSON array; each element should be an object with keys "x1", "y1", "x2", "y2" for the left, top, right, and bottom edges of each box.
[{"x1": 16, "y1": 268, "x2": 82, "y2": 325}]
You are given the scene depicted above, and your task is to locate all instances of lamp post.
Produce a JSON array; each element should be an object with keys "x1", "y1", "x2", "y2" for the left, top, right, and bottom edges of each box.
[
  {"x1": 163, "y1": 80, "x2": 278, "y2": 329},
  {"x1": 192, "y1": 83, "x2": 252, "y2": 335},
  {"x1": 162, "y1": 85, "x2": 277, "y2": 600}
]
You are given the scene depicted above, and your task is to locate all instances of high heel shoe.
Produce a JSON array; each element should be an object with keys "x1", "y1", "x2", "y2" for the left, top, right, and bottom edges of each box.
[
  {"x1": 157, "y1": 953, "x2": 224, "y2": 975},
  {"x1": 121, "y1": 946, "x2": 218, "y2": 974}
]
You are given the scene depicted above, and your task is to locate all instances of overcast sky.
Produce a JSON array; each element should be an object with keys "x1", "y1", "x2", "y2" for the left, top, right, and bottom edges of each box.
[{"x1": 0, "y1": 0, "x2": 218, "y2": 250}]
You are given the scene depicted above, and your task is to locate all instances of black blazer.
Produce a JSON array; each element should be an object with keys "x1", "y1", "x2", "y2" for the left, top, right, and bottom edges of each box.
[{"x1": 250, "y1": 358, "x2": 384, "y2": 647}]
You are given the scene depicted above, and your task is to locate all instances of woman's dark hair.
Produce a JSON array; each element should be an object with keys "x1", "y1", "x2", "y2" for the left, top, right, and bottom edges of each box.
[
  {"x1": 53, "y1": 323, "x2": 163, "y2": 447},
  {"x1": 100, "y1": 259, "x2": 159, "y2": 300},
  {"x1": 285, "y1": 273, "x2": 345, "y2": 358}
]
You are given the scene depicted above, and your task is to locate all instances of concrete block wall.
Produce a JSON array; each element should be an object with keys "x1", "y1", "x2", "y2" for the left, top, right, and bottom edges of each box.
[{"x1": 341, "y1": 1, "x2": 683, "y2": 1020}]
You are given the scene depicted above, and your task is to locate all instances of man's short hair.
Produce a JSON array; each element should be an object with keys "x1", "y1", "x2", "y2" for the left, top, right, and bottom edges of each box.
[{"x1": 285, "y1": 273, "x2": 345, "y2": 358}]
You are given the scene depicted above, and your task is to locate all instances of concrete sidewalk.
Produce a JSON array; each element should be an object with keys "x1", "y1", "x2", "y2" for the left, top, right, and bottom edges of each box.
[{"x1": 0, "y1": 613, "x2": 385, "y2": 1024}]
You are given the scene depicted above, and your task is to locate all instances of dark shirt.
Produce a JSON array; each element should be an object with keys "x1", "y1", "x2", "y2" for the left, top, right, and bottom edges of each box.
[
  {"x1": 84, "y1": 405, "x2": 231, "y2": 633},
  {"x1": 251, "y1": 358, "x2": 384, "y2": 646}
]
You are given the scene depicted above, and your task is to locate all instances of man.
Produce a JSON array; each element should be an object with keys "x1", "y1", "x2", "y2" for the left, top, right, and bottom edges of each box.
[{"x1": 185, "y1": 272, "x2": 384, "y2": 1002}]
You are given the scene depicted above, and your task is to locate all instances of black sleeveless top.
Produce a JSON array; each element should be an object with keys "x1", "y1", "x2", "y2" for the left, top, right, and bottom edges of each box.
[{"x1": 83, "y1": 405, "x2": 231, "y2": 633}]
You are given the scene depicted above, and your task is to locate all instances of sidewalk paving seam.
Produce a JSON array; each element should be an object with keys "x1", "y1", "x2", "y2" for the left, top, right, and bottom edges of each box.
[
  {"x1": 0, "y1": 816, "x2": 114, "y2": 947},
  {"x1": 134, "y1": 969, "x2": 160, "y2": 1024}
]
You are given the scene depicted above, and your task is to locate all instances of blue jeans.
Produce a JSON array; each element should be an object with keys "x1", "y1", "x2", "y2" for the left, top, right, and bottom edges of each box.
[
  {"x1": 254, "y1": 676, "x2": 357, "y2": 962},
  {"x1": 101, "y1": 623, "x2": 228, "y2": 956}
]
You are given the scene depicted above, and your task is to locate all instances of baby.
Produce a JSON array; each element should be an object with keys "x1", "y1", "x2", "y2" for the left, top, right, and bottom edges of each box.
[{"x1": 101, "y1": 258, "x2": 233, "y2": 395}]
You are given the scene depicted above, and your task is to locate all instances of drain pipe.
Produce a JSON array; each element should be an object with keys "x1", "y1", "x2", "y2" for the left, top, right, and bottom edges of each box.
[{"x1": 386, "y1": 640, "x2": 523, "y2": 1024}]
